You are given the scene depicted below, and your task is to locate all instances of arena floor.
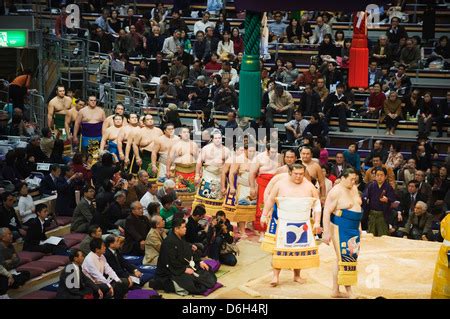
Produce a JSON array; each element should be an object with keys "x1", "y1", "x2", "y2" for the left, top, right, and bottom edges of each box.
[{"x1": 162, "y1": 232, "x2": 441, "y2": 299}]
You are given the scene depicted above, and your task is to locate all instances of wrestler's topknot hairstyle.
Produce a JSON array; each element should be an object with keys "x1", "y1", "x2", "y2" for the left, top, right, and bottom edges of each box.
[
  {"x1": 288, "y1": 162, "x2": 306, "y2": 172},
  {"x1": 341, "y1": 167, "x2": 356, "y2": 178}
]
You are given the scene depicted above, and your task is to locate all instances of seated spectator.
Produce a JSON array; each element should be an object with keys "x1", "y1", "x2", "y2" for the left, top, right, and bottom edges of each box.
[
  {"x1": 122, "y1": 201, "x2": 150, "y2": 256},
  {"x1": 386, "y1": 17, "x2": 408, "y2": 46},
  {"x1": 0, "y1": 228, "x2": 30, "y2": 299},
  {"x1": 300, "y1": 84, "x2": 322, "y2": 116},
  {"x1": 160, "y1": 195, "x2": 180, "y2": 230},
  {"x1": 72, "y1": 153, "x2": 92, "y2": 184},
  {"x1": 71, "y1": 186, "x2": 96, "y2": 233},
  {"x1": 156, "y1": 75, "x2": 178, "y2": 106},
  {"x1": 399, "y1": 38, "x2": 420, "y2": 69},
  {"x1": 207, "y1": 211, "x2": 237, "y2": 266},
  {"x1": 368, "y1": 60, "x2": 383, "y2": 87},
  {"x1": 331, "y1": 152, "x2": 352, "y2": 178},
  {"x1": 91, "y1": 27, "x2": 114, "y2": 54},
  {"x1": 284, "y1": 110, "x2": 309, "y2": 144},
  {"x1": 217, "y1": 30, "x2": 234, "y2": 60},
  {"x1": 343, "y1": 143, "x2": 361, "y2": 172},
  {"x1": 108, "y1": 10, "x2": 123, "y2": 34},
  {"x1": 266, "y1": 85, "x2": 294, "y2": 128},
  {"x1": 193, "y1": 31, "x2": 208, "y2": 62},
  {"x1": 213, "y1": 78, "x2": 238, "y2": 112},
  {"x1": 169, "y1": 10, "x2": 188, "y2": 34},
  {"x1": 433, "y1": 35, "x2": 449, "y2": 59},
  {"x1": 366, "y1": 83, "x2": 386, "y2": 119},
  {"x1": 324, "y1": 83, "x2": 352, "y2": 132},
  {"x1": 322, "y1": 62, "x2": 342, "y2": 93},
  {"x1": 173, "y1": 76, "x2": 189, "y2": 106},
  {"x1": 135, "y1": 170, "x2": 150, "y2": 200},
  {"x1": 364, "y1": 155, "x2": 396, "y2": 189},
  {"x1": 147, "y1": 202, "x2": 162, "y2": 218},
  {"x1": 302, "y1": 113, "x2": 329, "y2": 138},
  {"x1": 389, "y1": 64, "x2": 411, "y2": 95},
  {"x1": 154, "y1": 218, "x2": 217, "y2": 295},
  {"x1": 7, "y1": 108, "x2": 27, "y2": 137},
  {"x1": 56, "y1": 248, "x2": 102, "y2": 299},
  {"x1": 114, "y1": 29, "x2": 135, "y2": 57},
  {"x1": 188, "y1": 76, "x2": 210, "y2": 111},
  {"x1": 140, "y1": 182, "x2": 161, "y2": 217},
  {"x1": 294, "y1": 64, "x2": 321, "y2": 88},
  {"x1": 385, "y1": 143, "x2": 404, "y2": 173},
  {"x1": 268, "y1": 11, "x2": 288, "y2": 42},
  {"x1": 205, "y1": 53, "x2": 222, "y2": 74},
  {"x1": 314, "y1": 77, "x2": 329, "y2": 108},
  {"x1": 188, "y1": 60, "x2": 207, "y2": 85},
  {"x1": 194, "y1": 11, "x2": 215, "y2": 35},
  {"x1": 49, "y1": 139, "x2": 66, "y2": 164},
  {"x1": 95, "y1": 8, "x2": 116, "y2": 35},
  {"x1": 310, "y1": 16, "x2": 332, "y2": 44},
  {"x1": 162, "y1": 29, "x2": 181, "y2": 59},
  {"x1": 286, "y1": 18, "x2": 302, "y2": 43},
  {"x1": 55, "y1": 165, "x2": 82, "y2": 217},
  {"x1": 143, "y1": 215, "x2": 168, "y2": 266},
  {"x1": 415, "y1": 170, "x2": 433, "y2": 205},
  {"x1": 79, "y1": 225, "x2": 103, "y2": 256},
  {"x1": 231, "y1": 28, "x2": 244, "y2": 54},
  {"x1": 429, "y1": 166, "x2": 450, "y2": 214},
  {"x1": 129, "y1": 25, "x2": 146, "y2": 55},
  {"x1": 214, "y1": 12, "x2": 231, "y2": 38},
  {"x1": 364, "y1": 140, "x2": 388, "y2": 167},
  {"x1": 185, "y1": 205, "x2": 208, "y2": 251},
  {"x1": 82, "y1": 238, "x2": 128, "y2": 299},
  {"x1": 146, "y1": 26, "x2": 165, "y2": 58},
  {"x1": 40, "y1": 127, "x2": 56, "y2": 159},
  {"x1": 0, "y1": 192, "x2": 25, "y2": 241},
  {"x1": 92, "y1": 152, "x2": 120, "y2": 191},
  {"x1": 23, "y1": 203, "x2": 67, "y2": 254},
  {"x1": 398, "y1": 158, "x2": 417, "y2": 185},
  {"x1": 14, "y1": 149, "x2": 32, "y2": 181},
  {"x1": 135, "y1": 59, "x2": 150, "y2": 81},
  {"x1": 217, "y1": 111, "x2": 238, "y2": 134},
  {"x1": 17, "y1": 183, "x2": 35, "y2": 226},
  {"x1": 382, "y1": 91, "x2": 402, "y2": 135},
  {"x1": 362, "y1": 167, "x2": 396, "y2": 236},
  {"x1": 434, "y1": 91, "x2": 449, "y2": 138},
  {"x1": 318, "y1": 34, "x2": 337, "y2": 67},
  {"x1": 94, "y1": 191, "x2": 128, "y2": 234},
  {"x1": 156, "y1": 179, "x2": 178, "y2": 203},
  {"x1": 104, "y1": 235, "x2": 145, "y2": 287},
  {"x1": 26, "y1": 135, "x2": 48, "y2": 164},
  {"x1": 401, "y1": 201, "x2": 434, "y2": 241},
  {"x1": 371, "y1": 35, "x2": 391, "y2": 66},
  {"x1": 417, "y1": 92, "x2": 435, "y2": 137},
  {"x1": 215, "y1": 61, "x2": 238, "y2": 87},
  {"x1": 393, "y1": 180, "x2": 426, "y2": 237},
  {"x1": 279, "y1": 60, "x2": 299, "y2": 87}
]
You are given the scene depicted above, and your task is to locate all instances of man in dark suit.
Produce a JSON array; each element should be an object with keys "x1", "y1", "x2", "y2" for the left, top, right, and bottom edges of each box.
[
  {"x1": 122, "y1": 201, "x2": 151, "y2": 256},
  {"x1": 91, "y1": 191, "x2": 127, "y2": 234},
  {"x1": 104, "y1": 235, "x2": 149, "y2": 287},
  {"x1": 55, "y1": 165, "x2": 82, "y2": 217},
  {"x1": 71, "y1": 186, "x2": 96, "y2": 233},
  {"x1": 330, "y1": 152, "x2": 352, "y2": 179},
  {"x1": 40, "y1": 164, "x2": 61, "y2": 196},
  {"x1": 56, "y1": 248, "x2": 104, "y2": 299},
  {"x1": 0, "y1": 192, "x2": 26, "y2": 241},
  {"x1": 149, "y1": 52, "x2": 169, "y2": 77},
  {"x1": 299, "y1": 84, "x2": 322, "y2": 116},
  {"x1": 393, "y1": 180, "x2": 425, "y2": 237},
  {"x1": 23, "y1": 203, "x2": 67, "y2": 254}
]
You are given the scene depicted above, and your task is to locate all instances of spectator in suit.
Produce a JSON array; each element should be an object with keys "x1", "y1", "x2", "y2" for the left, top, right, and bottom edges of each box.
[
  {"x1": 324, "y1": 83, "x2": 352, "y2": 132},
  {"x1": 302, "y1": 113, "x2": 329, "y2": 138},
  {"x1": 322, "y1": 62, "x2": 343, "y2": 93},
  {"x1": 122, "y1": 201, "x2": 151, "y2": 256},
  {"x1": 135, "y1": 170, "x2": 150, "y2": 200},
  {"x1": 368, "y1": 60, "x2": 383, "y2": 86},
  {"x1": 55, "y1": 165, "x2": 81, "y2": 217},
  {"x1": 26, "y1": 135, "x2": 48, "y2": 165},
  {"x1": 82, "y1": 238, "x2": 129, "y2": 299},
  {"x1": 364, "y1": 140, "x2": 389, "y2": 167},
  {"x1": 185, "y1": 205, "x2": 208, "y2": 253},
  {"x1": 299, "y1": 84, "x2": 322, "y2": 116},
  {"x1": 331, "y1": 152, "x2": 352, "y2": 178},
  {"x1": 23, "y1": 203, "x2": 67, "y2": 254},
  {"x1": 56, "y1": 248, "x2": 103, "y2": 299},
  {"x1": 149, "y1": 52, "x2": 170, "y2": 77},
  {"x1": 386, "y1": 17, "x2": 408, "y2": 46},
  {"x1": 310, "y1": 16, "x2": 332, "y2": 44},
  {"x1": 143, "y1": 215, "x2": 167, "y2": 265},
  {"x1": 0, "y1": 228, "x2": 31, "y2": 299},
  {"x1": 104, "y1": 235, "x2": 145, "y2": 288},
  {"x1": 188, "y1": 76, "x2": 210, "y2": 111},
  {"x1": 393, "y1": 180, "x2": 426, "y2": 237},
  {"x1": 284, "y1": 110, "x2": 310, "y2": 144},
  {"x1": 1, "y1": 151, "x2": 22, "y2": 189},
  {"x1": 193, "y1": 31, "x2": 208, "y2": 62},
  {"x1": 0, "y1": 192, "x2": 26, "y2": 241},
  {"x1": 93, "y1": 191, "x2": 127, "y2": 234},
  {"x1": 401, "y1": 201, "x2": 434, "y2": 240},
  {"x1": 40, "y1": 164, "x2": 61, "y2": 196},
  {"x1": 71, "y1": 186, "x2": 96, "y2": 233},
  {"x1": 79, "y1": 225, "x2": 102, "y2": 256}
]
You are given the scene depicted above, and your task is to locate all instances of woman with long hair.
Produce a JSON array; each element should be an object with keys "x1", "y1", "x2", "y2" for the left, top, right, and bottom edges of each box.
[
  {"x1": 286, "y1": 18, "x2": 302, "y2": 43},
  {"x1": 231, "y1": 27, "x2": 244, "y2": 54},
  {"x1": 217, "y1": 30, "x2": 234, "y2": 61}
]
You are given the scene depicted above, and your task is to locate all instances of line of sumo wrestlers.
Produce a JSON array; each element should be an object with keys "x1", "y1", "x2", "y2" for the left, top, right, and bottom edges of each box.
[{"x1": 51, "y1": 97, "x2": 449, "y2": 299}]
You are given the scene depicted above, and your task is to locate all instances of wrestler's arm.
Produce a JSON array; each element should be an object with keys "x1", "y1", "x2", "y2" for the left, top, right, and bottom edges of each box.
[
  {"x1": 228, "y1": 163, "x2": 239, "y2": 194},
  {"x1": 117, "y1": 128, "x2": 125, "y2": 160},
  {"x1": 322, "y1": 188, "x2": 337, "y2": 244},
  {"x1": 316, "y1": 164, "x2": 326, "y2": 204},
  {"x1": 151, "y1": 139, "x2": 160, "y2": 173},
  {"x1": 249, "y1": 159, "x2": 260, "y2": 198},
  {"x1": 261, "y1": 183, "x2": 278, "y2": 226},
  {"x1": 194, "y1": 149, "x2": 204, "y2": 184},
  {"x1": 264, "y1": 174, "x2": 280, "y2": 201},
  {"x1": 311, "y1": 186, "x2": 322, "y2": 233},
  {"x1": 133, "y1": 134, "x2": 142, "y2": 166},
  {"x1": 166, "y1": 144, "x2": 175, "y2": 178},
  {"x1": 73, "y1": 110, "x2": 83, "y2": 144},
  {"x1": 47, "y1": 102, "x2": 54, "y2": 128},
  {"x1": 99, "y1": 129, "x2": 108, "y2": 151},
  {"x1": 102, "y1": 116, "x2": 110, "y2": 135},
  {"x1": 124, "y1": 130, "x2": 134, "y2": 164}
]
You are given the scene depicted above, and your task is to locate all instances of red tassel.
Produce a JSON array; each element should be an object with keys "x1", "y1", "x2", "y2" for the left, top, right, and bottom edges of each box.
[{"x1": 348, "y1": 47, "x2": 369, "y2": 88}]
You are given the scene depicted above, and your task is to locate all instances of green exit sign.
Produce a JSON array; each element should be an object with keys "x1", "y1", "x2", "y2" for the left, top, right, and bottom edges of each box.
[{"x1": 0, "y1": 30, "x2": 28, "y2": 48}]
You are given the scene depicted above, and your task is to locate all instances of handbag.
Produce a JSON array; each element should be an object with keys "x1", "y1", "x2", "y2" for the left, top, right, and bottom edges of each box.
[{"x1": 220, "y1": 241, "x2": 240, "y2": 256}]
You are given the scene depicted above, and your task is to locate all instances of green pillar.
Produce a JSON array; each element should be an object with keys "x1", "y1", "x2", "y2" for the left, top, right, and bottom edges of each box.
[{"x1": 238, "y1": 11, "x2": 261, "y2": 119}]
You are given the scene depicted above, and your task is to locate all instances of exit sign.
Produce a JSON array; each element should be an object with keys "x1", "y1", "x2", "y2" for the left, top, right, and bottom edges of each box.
[{"x1": 0, "y1": 29, "x2": 28, "y2": 48}]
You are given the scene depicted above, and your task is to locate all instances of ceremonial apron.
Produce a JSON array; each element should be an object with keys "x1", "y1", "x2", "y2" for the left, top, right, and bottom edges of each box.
[
  {"x1": 270, "y1": 197, "x2": 320, "y2": 270},
  {"x1": 80, "y1": 122, "x2": 103, "y2": 149},
  {"x1": 192, "y1": 165, "x2": 223, "y2": 216},
  {"x1": 254, "y1": 173, "x2": 274, "y2": 232},
  {"x1": 431, "y1": 214, "x2": 450, "y2": 299},
  {"x1": 330, "y1": 209, "x2": 363, "y2": 286},
  {"x1": 54, "y1": 113, "x2": 66, "y2": 130},
  {"x1": 174, "y1": 163, "x2": 196, "y2": 206},
  {"x1": 157, "y1": 152, "x2": 170, "y2": 183},
  {"x1": 222, "y1": 171, "x2": 257, "y2": 222},
  {"x1": 108, "y1": 140, "x2": 119, "y2": 157}
]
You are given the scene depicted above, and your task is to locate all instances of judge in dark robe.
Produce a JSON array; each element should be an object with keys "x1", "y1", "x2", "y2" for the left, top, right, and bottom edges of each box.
[{"x1": 155, "y1": 218, "x2": 217, "y2": 295}]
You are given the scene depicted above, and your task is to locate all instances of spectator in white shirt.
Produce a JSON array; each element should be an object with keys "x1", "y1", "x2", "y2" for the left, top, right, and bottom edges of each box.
[
  {"x1": 310, "y1": 16, "x2": 332, "y2": 44},
  {"x1": 140, "y1": 182, "x2": 162, "y2": 217},
  {"x1": 194, "y1": 11, "x2": 216, "y2": 35},
  {"x1": 217, "y1": 30, "x2": 234, "y2": 60},
  {"x1": 284, "y1": 110, "x2": 310, "y2": 143},
  {"x1": 215, "y1": 61, "x2": 239, "y2": 87},
  {"x1": 17, "y1": 183, "x2": 35, "y2": 226},
  {"x1": 162, "y1": 29, "x2": 181, "y2": 59},
  {"x1": 82, "y1": 238, "x2": 129, "y2": 299},
  {"x1": 95, "y1": 9, "x2": 117, "y2": 35}
]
